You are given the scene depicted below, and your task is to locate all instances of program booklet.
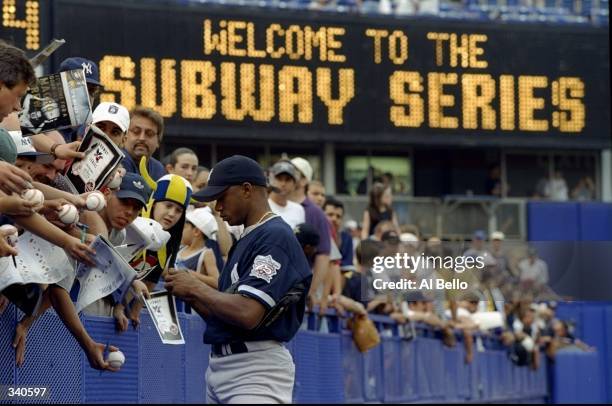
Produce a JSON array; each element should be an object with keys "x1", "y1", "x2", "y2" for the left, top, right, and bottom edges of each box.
[
  {"x1": 143, "y1": 290, "x2": 185, "y2": 345},
  {"x1": 75, "y1": 235, "x2": 137, "y2": 312},
  {"x1": 0, "y1": 232, "x2": 75, "y2": 315},
  {"x1": 19, "y1": 68, "x2": 91, "y2": 136},
  {"x1": 65, "y1": 125, "x2": 124, "y2": 193}
]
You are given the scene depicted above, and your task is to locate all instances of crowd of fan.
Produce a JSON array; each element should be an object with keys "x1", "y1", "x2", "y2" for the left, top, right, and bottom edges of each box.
[
  {"x1": 0, "y1": 43, "x2": 594, "y2": 374},
  {"x1": 184, "y1": 0, "x2": 609, "y2": 25}
]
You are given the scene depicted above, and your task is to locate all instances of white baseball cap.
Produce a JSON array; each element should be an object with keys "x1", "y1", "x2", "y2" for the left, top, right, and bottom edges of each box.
[
  {"x1": 186, "y1": 207, "x2": 218, "y2": 241},
  {"x1": 290, "y1": 157, "x2": 313, "y2": 182},
  {"x1": 491, "y1": 231, "x2": 505, "y2": 241},
  {"x1": 92, "y1": 102, "x2": 130, "y2": 132},
  {"x1": 400, "y1": 232, "x2": 419, "y2": 247},
  {"x1": 8, "y1": 131, "x2": 54, "y2": 164}
]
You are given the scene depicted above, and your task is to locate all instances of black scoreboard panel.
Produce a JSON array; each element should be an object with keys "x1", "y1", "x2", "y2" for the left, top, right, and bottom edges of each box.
[{"x1": 3, "y1": 0, "x2": 609, "y2": 148}]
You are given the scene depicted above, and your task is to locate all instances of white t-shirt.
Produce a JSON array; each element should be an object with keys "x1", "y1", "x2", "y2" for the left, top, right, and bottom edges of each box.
[
  {"x1": 518, "y1": 258, "x2": 549, "y2": 285},
  {"x1": 268, "y1": 198, "x2": 305, "y2": 230}
]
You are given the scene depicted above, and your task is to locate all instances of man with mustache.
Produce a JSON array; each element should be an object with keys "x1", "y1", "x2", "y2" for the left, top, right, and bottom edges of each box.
[
  {"x1": 28, "y1": 131, "x2": 67, "y2": 186},
  {"x1": 121, "y1": 107, "x2": 166, "y2": 181}
]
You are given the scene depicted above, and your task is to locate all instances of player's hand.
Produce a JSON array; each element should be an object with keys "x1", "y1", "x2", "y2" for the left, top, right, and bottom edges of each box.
[
  {"x1": 84, "y1": 341, "x2": 120, "y2": 372},
  {"x1": 113, "y1": 305, "x2": 129, "y2": 333},
  {"x1": 0, "y1": 162, "x2": 33, "y2": 194},
  {"x1": 165, "y1": 268, "x2": 200, "y2": 299},
  {"x1": 0, "y1": 194, "x2": 37, "y2": 216},
  {"x1": 64, "y1": 237, "x2": 96, "y2": 266},
  {"x1": 54, "y1": 141, "x2": 85, "y2": 160},
  {"x1": 12, "y1": 320, "x2": 29, "y2": 367},
  {"x1": 0, "y1": 227, "x2": 18, "y2": 257}
]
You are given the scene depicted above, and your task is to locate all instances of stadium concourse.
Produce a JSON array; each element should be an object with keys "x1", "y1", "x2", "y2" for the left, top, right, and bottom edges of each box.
[{"x1": 0, "y1": 0, "x2": 610, "y2": 404}]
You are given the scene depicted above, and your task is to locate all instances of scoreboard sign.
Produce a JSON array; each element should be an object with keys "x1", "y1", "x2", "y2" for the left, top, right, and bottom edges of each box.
[{"x1": 3, "y1": 0, "x2": 610, "y2": 147}]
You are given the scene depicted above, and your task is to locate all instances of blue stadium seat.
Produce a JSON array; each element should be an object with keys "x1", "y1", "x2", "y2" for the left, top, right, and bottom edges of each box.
[{"x1": 560, "y1": 0, "x2": 574, "y2": 11}]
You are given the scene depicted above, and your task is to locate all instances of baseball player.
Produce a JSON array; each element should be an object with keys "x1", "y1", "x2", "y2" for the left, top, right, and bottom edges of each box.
[{"x1": 165, "y1": 155, "x2": 312, "y2": 404}]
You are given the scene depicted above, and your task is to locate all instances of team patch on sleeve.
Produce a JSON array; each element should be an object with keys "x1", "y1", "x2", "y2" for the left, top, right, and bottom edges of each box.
[{"x1": 249, "y1": 255, "x2": 281, "y2": 283}]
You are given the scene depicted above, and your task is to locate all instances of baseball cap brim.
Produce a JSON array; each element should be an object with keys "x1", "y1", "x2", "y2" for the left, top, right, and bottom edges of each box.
[
  {"x1": 18, "y1": 151, "x2": 54, "y2": 164},
  {"x1": 192, "y1": 185, "x2": 229, "y2": 202},
  {"x1": 115, "y1": 190, "x2": 148, "y2": 208}
]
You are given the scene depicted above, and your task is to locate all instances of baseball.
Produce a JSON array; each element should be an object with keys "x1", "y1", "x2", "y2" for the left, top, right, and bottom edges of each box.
[
  {"x1": 86, "y1": 191, "x2": 106, "y2": 211},
  {"x1": 106, "y1": 350, "x2": 125, "y2": 368},
  {"x1": 107, "y1": 171, "x2": 122, "y2": 189},
  {"x1": 0, "y1": 224, "x2": 18, "y2": 247},
  {"x1": 21, "y1": 188, "x2": 45, "y2": 209},
  {"x1": 58, "y1": 204, "x2": 79, "y2": 225}
]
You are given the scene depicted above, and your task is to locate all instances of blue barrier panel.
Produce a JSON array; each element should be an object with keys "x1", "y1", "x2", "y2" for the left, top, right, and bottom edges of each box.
[
  {"x1": 183, "y1": 314, "x2": 209, "y2": 404},
  {"x1": 381, "y1": 336, "x2": 403, "y2": 403},
  {"x1": 340, "y1": 332, "x2": 363, "y2": 403},
  {"x1": 578, "y1": 203, "x2": 612, "y2": 241},
  {"x1": 317, "y1": 331, "x2": 344, "y2": 404},
  {"x1": 527, "y1": 202, "x2": 580, "y2": 241},
  {"x1": 442, "y1": 347, "x2": 460, "y2": 401},
  {"x1": 139, "y1": 311, "x2": 186, "y2": 403},
  {"x1": 292, "y1": 329, "x2": 344, "y2": 404},
  {"x1": 362, "y1": 335, "x2": 384, "y2": 402},
  {"x1": 291, "y1": 331, "x2": 319, "y2": 403},
  {"x1": 553, "y1": 350, "x2": 604, "y2": 403},
  {"x1": 83, "y1": 315, "x2": 139, "y2": 403},
  {"x1": 0, "y1": 305, "x2": 16, "y2": 392},
  {"x1": 452, "y1": 345, "x2": 472, "y2": 401},
  {"x1": 399, "y1": 338, "x2": 418, "y2": 402},
  {"x1": 414, "y1": 337, "x2": 445, "y2": 400},
  {"x1": 605, "y1": 306, "x2": 612, "y2": 403},
  {"x1": 0, "y1": 306, "x2": 557, "y2": 404},
  {"x1": 15, "y1": 310, "x2": 82, "y2": 404}
]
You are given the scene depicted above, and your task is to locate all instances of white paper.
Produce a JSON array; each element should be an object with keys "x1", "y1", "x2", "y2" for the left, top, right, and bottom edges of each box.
[
  {"x1": 75, "y1": 235, "x2": 137, "y2": 312},
  {"x1": 143, "y1": 290, "x2": 185, "y2": 345},
  {"x1": 0, "y1": 232, "x2": 74, "y2": 292}
]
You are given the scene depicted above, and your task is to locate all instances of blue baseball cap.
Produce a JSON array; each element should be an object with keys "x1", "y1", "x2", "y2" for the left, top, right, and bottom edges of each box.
[
  {"x1": 59, "y1": 57, "x2": 101, "y2": 86},
  {"x1": 192, "y1": 155, "x2": 267, "y2": 202},
  {"x1": 115, "y1": 172, "x2": 152, "y2": 208},
  {"x1": 473, "y1": 230, "x2": 487, "y2": 240}
]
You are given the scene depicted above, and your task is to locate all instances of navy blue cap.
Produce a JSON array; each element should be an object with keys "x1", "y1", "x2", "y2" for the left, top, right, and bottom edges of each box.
[
  {"x1": 192, "y1": 155, "x2": 267, "y2": 202},
  {"x1": 294, "y1": 223, "x2": 320, "y2": 248},
  {"x1": 115, "y1": 172, "x2": 152, "y2": 208},
  {"x1": 59, "y1": 57, "x2": 101, "y2": 86}
]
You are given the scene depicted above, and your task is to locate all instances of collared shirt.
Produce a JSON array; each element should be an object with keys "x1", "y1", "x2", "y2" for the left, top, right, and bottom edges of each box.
[
  {"x1": 121, "y1": 149, "x2": 166, "y2": 181},
  {"x1": 203, "y1": 216, "x2": 312, "y2": 345}
]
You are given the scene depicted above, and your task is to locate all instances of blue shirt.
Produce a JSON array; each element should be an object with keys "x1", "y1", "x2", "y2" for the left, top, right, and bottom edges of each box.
[
  {"x1": 205, "y1": 239, "x2": 225, "y2": 272},
  {"x1": 121, "y1": 149, "x2": 166, "y2": 181},
  {"x1": 339, "y1": 230, "x2": 354, "y2": 271},
  {"x1": 203, "y1": 216, "x2": 312, "y2": 345}
]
